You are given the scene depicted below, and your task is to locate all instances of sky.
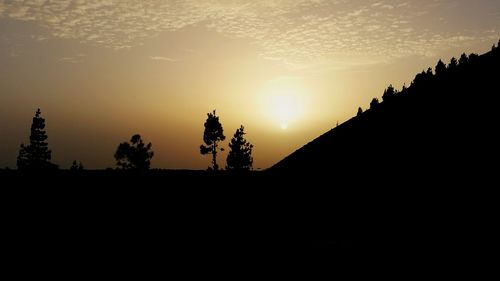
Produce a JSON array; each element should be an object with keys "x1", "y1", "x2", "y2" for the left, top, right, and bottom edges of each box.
[{"x1": 1, "y1": 0, "x2": 499, "y2": 170}]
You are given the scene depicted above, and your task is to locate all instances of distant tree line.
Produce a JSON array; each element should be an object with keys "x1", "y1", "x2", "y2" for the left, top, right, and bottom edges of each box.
[
  {"x1": 14, "y1": 108, "x2": 254, "y2": 172},
  {"x1": 356, "y1": 39, "x2": 500, "y2": 115}
]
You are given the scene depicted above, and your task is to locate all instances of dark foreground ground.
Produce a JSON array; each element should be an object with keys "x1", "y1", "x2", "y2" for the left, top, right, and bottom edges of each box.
[{"x1": 1, "y1": 169, "x2": 497, "y2": 268}]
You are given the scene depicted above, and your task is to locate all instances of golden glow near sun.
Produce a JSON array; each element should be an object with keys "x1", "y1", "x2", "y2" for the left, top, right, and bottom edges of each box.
[
  {"x1": 256, "y1": 77, "x2": 310, "y2": 132},
  {"x1": 261, "y1": 86, "x2": 305, "y2": 131}
]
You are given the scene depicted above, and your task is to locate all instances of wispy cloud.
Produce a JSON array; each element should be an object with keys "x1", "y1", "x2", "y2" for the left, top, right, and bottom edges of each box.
[
  {"x1": 30, "y1": 34, "x2": 49, "y2": 41},
  {"x1": 149, "y1": 56, "x2": 178, "y2": 62},
  {"x1": 59, "y1": 56, "x2": 84, "y2": 64},
  {"x1": 1, "y1": 0, "x2": 498, "y2": 67}
]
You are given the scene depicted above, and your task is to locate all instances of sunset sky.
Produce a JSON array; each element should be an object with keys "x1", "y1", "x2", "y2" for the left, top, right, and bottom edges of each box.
[{"x1": 1, "y1": 0, "x2": 499, "y2": 169}]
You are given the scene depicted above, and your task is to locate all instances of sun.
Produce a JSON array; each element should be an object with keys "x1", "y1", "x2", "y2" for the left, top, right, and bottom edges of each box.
[
  {"x1": 257, "y1": 81, "x2": 308, "y2": 131},
  {"x1": 269, "y1": 90, "x2": 301, "y2": 130}
]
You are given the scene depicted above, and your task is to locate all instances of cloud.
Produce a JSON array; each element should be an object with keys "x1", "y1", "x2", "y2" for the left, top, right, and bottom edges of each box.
[
  {"x1": 59, "y1": 56, "x2": 84, "y2": 64},
  {"x1": 57, "y1": 53, "x2": 86, "y2": 64},
  {"x1": 0, "y1": 0, "x2": 498, "y2": 67},
  {"x1": 149, "y1": 56, "x2": 178, "y2": 62}
]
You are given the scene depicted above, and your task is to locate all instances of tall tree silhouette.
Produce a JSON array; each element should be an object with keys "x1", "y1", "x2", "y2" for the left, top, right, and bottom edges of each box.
[
  {"x1": 17, "y1": 108, "x2": 57, "y2": 170},
  {"x1": 435, "y1": 59, "x2": 447, "y2": 76},
  {"x1": 114, "y1": 134, "x2": 154, "y2": 170},
  {"x1": 382, "y1": 84, "x2": 396, "y2": 101},
  {"x1": 357, "y1": 107, "x2": 363, "y2": 116},
  {"x1": 200, "y1": 110, "x2": 225, "y2": 170},
  {"x1": 226, "y1": 125, "x2": 253, "y2": 171},
  {"x1": 370, "y1": 98, "x2": 379, "y2": 110},
  {"x1": 448, "y1": 57, "x2": 458, "y2": 69},
  {"x1": 459, "y1": 53, "x2": 469, "y2": 65}
]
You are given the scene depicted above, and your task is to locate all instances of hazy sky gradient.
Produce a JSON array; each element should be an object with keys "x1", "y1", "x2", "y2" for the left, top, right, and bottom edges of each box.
[{"x1": 1, "y1": 0, "x2": 499, "y2": 169}]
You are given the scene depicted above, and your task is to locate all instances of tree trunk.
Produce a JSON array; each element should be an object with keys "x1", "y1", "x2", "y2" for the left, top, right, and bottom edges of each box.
[{"x1": 212, "y1": 144, "x2": 217, "y2": 170}]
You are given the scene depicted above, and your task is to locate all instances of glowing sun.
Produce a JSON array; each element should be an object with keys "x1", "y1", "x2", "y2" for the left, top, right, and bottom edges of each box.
[{"x1": 269, "y1": 90, "x2": 301, "y2": 130}]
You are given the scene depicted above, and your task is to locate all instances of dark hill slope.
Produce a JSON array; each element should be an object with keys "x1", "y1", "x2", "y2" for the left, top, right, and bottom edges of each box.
[
  {"x1": 271, "y1": 47, "x2": 499, "y2": 182},
  {"x1": 265, "y1": 48, "x2": 500, "y2": 253}
]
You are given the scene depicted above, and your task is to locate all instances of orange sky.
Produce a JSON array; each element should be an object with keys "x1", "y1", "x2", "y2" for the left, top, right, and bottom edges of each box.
[{"x1": 1, "y1": 0, "x2": 499, "y2": 169}]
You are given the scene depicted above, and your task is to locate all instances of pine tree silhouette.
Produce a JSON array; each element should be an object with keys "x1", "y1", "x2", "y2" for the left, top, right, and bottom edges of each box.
[
  {"x1": 226, "y1": 125, "x2": 253, "y2": 171},
  {"x1": 449, "y1": 57, "x2": 458, "y2": 69},
  {"x1": 435, "y1": 59, "x2": 447, "y2": 76},
  {"x1": 382, "y1": 84, "x2": 396, "y2": 102},
  {"x1": 370, "y1": 98, "x2": 379, "y2": 110},
  {"x1": 17, "y1": 108, "x2": 57, "y2": 170},
  {"x1": 200, "y1": 110, "x2": 225, "y2": 171},
  {"x1": 114, "y1": 134, "x2": 154, "y2": 170},
  {"x1": 357, "y1": 107, "x2": 363, "y2": 116},
  {"x1": 459, "y1": 53, "x2": 469, "y2": 65},
  {"x1": 70, "y1": 160, "x2": 84, "y2": 171}
]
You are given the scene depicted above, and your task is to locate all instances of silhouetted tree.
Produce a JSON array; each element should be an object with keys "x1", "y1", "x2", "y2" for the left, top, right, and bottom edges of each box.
[
  {"x1": 382, "y1": 84, "x2": 396, "y2": 101},
  {"x1": 415, "y1": 68, "x2": 433, "y2": 84},
  {"x1": 435, "y1": 59, "x2": 447, "y2": 76},
  {"x1": 449, "y1": 57, "x2": 458, "y2": 69},
  {"x1": 114, "y1": 134, "x2": 154, "y2": 170},
  {"x1": 200, "y1": 110, "x2": 225, "y2": 170},
  {"x1": 17, "y1": 108, "x2": 57, "y2": 170},
  {"x1": 357, "y1": 107, "x2": 363, "y2": 116},
  {"x1": 70, "y1": 160, "x2": 84, "y2": 171},
  {"x1": 468, "y1": 53, "x2": 479, "y2": 63},
  {"x1": 226, "y1": 125, "x2": 253, "y2": 171},
  {"x1": 370, "y1": 98, "x2": 379, "y2": 109},
  {"x1": 17, "y1": 145, "x2": 28, "y2": 169},
  {"x1": 459, "y1": 53, "x2": 469, "y2": 65},
  {"x1": 413, "y1": 71, "x2": 426, "y2": 87}
]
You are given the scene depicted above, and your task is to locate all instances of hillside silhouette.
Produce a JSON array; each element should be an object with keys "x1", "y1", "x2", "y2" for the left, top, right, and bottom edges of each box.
[
  {"x1": 271, "y1": 46, "x2": 499, "y2": 183},
  {"x1": 263, "y1": 46, "x2": 500, "y2": 254}
]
